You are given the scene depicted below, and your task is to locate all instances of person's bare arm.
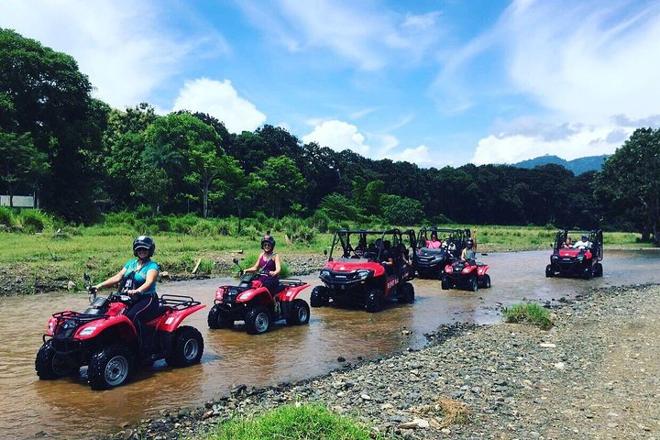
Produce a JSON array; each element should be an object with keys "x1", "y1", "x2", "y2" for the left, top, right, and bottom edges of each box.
[
  {"x1": 94, "y1": 268, "x2": 126, "y2": 290},
  {"x1": 127, "y1": 269, "x2": 158, "y2": 295},
  {"x1": 245, "y1": 253, "x2": 263, "y2": 273},
  {"x1": 270, "y1": 254, "x2": 281, "y2": 276}
]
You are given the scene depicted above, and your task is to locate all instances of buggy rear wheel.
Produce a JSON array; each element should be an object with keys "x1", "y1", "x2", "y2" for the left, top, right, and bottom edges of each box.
[
  {"x1": 594, "y1": 263, "x2": 603, "y2": 277},
  {"x1": 397, "y1": 282, "x2": 415, "y2": 304},
  {"x1": 88, "y1": 344, "x2": 134, "y2": 390},
  {"x1": 545, "y1": 265, "x2": 553, "y2": 278},
  {"x1": 35, "y1": 341, "x2": 76, "y2": 380},
  {"x1": 286, "y1": 299, "x2": 310, "y2": 325},
  {"x1": 365, "y1": 289, "x2": 383, "y2": 313},
  {"x1": 166, "y1": 326, "x2": 204, "y2": 367},
  {"x1": 441, "y1": 277, "x2": 450, "y2": 290}
]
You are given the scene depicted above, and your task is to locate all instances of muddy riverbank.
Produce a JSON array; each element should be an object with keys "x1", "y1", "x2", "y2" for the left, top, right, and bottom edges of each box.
[{"x1": 106, "y1": 283, "x2": 660, "y2": 440}]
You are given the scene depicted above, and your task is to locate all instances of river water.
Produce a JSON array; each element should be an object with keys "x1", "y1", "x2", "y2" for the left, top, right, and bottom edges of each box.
[{"x1": 0, "y1": 249, "x2": 658, "y2": 439}]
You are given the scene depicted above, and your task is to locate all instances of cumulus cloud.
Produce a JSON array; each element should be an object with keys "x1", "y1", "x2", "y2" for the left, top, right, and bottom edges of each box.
[
  {"x1": 238, "y1": 0, "x2": 442, "y2": 70},
  {"x1": 388, "y1": 144, "x2": 437, "y2": 167},
  {"x1": 471, "y1": 122, "x2": 634, "y2": 165},
  {"x1": 0, "y1": 0, "x2": 230, "y2": 108},
  {"x1": 303, "y1": 120, "x2": 370, "y2": 155},
  {"x1": 172, "y1": 78, "x2": 266, "y2": 133}
]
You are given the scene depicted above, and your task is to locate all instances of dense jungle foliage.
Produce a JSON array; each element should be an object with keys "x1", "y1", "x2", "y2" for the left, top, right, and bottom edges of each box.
[{"x1": 1, "y1": 29, "x2": 658, "y2": 243}]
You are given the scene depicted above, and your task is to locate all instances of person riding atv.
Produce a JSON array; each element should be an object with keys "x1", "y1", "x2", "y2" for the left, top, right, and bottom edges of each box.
[
  {"x1": 311, "y1": 229, "x2": 417, "y2": 312},
  {"x1": 244, "y1": 232, "x2": 281, "y2": 295}
]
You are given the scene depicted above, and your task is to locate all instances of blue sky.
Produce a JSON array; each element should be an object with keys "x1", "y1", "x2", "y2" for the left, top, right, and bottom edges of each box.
[{"x1": 2, "y1": 0, "x2": 660, "y2": 167}]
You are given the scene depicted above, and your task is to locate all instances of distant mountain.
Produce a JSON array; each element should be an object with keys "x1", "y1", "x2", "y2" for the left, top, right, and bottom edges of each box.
[{"x1": 512, "y1": 154, "x2": 608, "y2": 175}]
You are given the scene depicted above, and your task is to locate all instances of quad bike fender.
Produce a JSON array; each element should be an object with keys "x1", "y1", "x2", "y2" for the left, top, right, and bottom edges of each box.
[
  {"x1": 277, "y1": 283, "x2": 310, "y2": 302},
  {"x1": 75, "y1": 315, "x2": 137, "y2": 341},
  {"x1": 236, "y1": 286, "x2": 271, "y2": 304},
  {"x1": 477, "y1": 265, "x2": 489, "y2": 276},
  {"x1": 157, "y1": 304, "x2": 206, "y2": 333}
]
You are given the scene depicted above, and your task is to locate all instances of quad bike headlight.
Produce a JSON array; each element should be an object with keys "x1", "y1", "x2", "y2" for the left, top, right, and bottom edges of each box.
[
  {"x1": 320, "y1": 269, "x2": 331, "y2": 279},
  {"x1": 79, "y1": 326, "x2": 96, "y2": 336}
]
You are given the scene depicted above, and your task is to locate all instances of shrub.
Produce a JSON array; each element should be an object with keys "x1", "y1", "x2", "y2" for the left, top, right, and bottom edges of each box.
[
  {"x1": 104, "y1": 211, "x2": 135, "y2": 226},
  {"x1": 170, "y1": 214, "x2": 199, "y2": 234},
  {"x1": 190, "y1": 219, "x2": 219, "y2": 236},
  {"x1": 0, "y1": 207, "x2": 14, "y2": 228},
  {"x1": 380, "y1": 194, "x2": 424, "y2": 226},
  {"x1": 309, "y1": 209, "x2": 330, "y2": 233},
  {"x1": 152, "y1": 216, "x2": 171, "y2": 232},
  {"x1": 18, "y1": 209, "x2": 50, "y2": 233},
  {"x1": 206, "y1": 404, "x2": 378, "y2": 440},
  {"x1": 503, "y1": 303, "x2": 553, "y2": 330}
]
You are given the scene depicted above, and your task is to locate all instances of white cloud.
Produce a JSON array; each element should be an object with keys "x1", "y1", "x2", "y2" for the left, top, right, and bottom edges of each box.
[
  {"x1": 238, "y1": 0, "x2": 442, "y2": 70},
  {"x1": 0, "y1": 0, "x2": 229, "y2": 108},
  {"x1": 388, "y1": 144, "x2": 437, "y2": 167},
  {"x1": 172, "y1": 78, "x2": 266, "y2": 133},
  {"x1": 303, "y1": 120, "x2": 370, "y2": 155},
  {"x1": 471, "y1": 122, "x2": 634, "y2": 165}
]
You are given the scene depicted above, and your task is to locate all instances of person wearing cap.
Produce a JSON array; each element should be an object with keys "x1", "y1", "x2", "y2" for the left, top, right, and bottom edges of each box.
[
  {"x1": 573, "y1": 235, "x2": 591, "y2": 249},
  {"x1": 245, "y1": 231, "x2": 281, "y2": 295},
  {"x1": 94, "y1": 236, "x2": 160, "y2": 351}
]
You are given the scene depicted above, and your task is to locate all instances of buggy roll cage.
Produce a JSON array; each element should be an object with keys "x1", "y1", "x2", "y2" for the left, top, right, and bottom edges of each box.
[
  {"x1": 328, "y1": 229, "x2": 417, "y2": 261},
  {"x1": 553, "y1": 229, "x2": 603, "y2": 261},
  {"x1": 417, "y1": 227, "x2": 471, "y2": 248}
]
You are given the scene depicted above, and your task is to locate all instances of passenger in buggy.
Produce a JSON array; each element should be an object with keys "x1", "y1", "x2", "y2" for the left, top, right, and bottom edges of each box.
[{"x1": 426, "y1": 231, "x2": 442, "y2": 249}]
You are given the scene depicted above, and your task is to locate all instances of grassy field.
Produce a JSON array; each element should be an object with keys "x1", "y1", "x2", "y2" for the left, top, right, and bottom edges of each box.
[
  {"x1": 199, "y1": 404, "x2": 383, "y2": 440},
  {"x1": 0, "y1": 221, "x2": 649, "y2": 295}
]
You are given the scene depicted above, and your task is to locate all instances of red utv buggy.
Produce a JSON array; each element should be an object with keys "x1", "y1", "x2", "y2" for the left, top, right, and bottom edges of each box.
[
  {"x1": 413, "y1": 227, "x2": 471, "y2": 279},
  {"x1": 207, "y1": 258, "x2": 310, "y2": 334},
  {"x1": 36, "y1": 275, "x2": 205, "y2": 390},
  {"x1": 546, "y1": 229, "x2": 603, "y2": 279},
  {"x1": 310, "y1": 229, "x2": 417, "y2": 313}
]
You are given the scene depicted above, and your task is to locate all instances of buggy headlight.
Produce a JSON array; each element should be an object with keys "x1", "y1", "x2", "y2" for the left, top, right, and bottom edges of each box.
[
  {"x1": 320, "y1": 270, "x2": 331, "y2": 278},
  {"x1": 79, "y1": 326, "x2": 96, "y2": 336},
  {"x1": 357, "y1": 270, "x2": 372, "y2": 279}
]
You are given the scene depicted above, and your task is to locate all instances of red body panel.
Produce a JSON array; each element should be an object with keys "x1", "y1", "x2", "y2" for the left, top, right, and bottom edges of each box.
[
  {"x1": 156, "y1": 304, "x2": 206, "y2": 333},
  {"x1": 276, "y1": 284, "x2": 310, "y2": 302},
  {"x1": 558, "y1": 248, "x2": 592, "y2": 259},
  {"x1": 236, "y1": 286, "x2": 271, "y2": 303},
  {"x1": 76, "y1": 315, "x2": 137, "y2": 341},
  {"x1": 324, "y1": 260, "x2": 386, "y2": 277}
]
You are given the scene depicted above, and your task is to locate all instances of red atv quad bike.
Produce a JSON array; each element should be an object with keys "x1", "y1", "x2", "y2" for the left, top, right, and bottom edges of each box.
[
  {"x1": 207, "y1": 258, "x2": 311, "y2": 335},
  {"x1": 413, "y1": 227, "x2": 471, "y2": 279},
  {"x1": 441, "y1": 259, "x2": 491, "y2": 292},
  {"x1": 546, "y1": 229, "x2": 603, "y2": 279},
  {"x1": 310, "y1": 229, "x2": 417, "y2": 313},
  {"x1": 35, "y1": 275, "x2": 205, "y2": 390}
]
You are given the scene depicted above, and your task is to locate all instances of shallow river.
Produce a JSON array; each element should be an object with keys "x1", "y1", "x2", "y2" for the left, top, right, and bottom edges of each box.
[{"x1": 0, "y1": 249, "x2": 658, "y2": 439}]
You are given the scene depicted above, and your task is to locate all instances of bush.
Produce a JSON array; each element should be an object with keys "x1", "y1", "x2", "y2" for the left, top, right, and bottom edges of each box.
[
  {"x1": 0, "y1": 207, "x2": 14, "y2": 228},
  {"x1": 380, "y1": 194, "x2": 424, "y2": 226},
  {"x1": 190, "y1": 219, "x2": 219, "y2": 236},
  {"x1": 503, "y1": 303, "x2": 553, "y2": 330},
  {"x1": 104, "y1": 211, "x2": 135, "y2": 226},
  {"x1": 152, "y1": 216, "x2": 171, "y2": 232},
  {"x1": 205, "y1": 404, "x2": 378, "y2": 440},
  {"x1": 170, "y1": 214, "x2": 201, "y2": 234},
  {"x1": 18, "y1": 209, "x2": 50, "y2": 233},
  {"x1": 309, "y1": 209, "x2": 331, "y2": 233}
]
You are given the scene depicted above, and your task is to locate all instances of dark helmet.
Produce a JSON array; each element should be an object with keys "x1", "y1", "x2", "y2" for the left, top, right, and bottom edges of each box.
[
  {"x1": 261, "y1": 231, "x2": 275, "y2": 250},
  {"x1": 581, "y1": 235, "x2": 588, "y2": 241},
  {"x1": 466, "y1": 239, "x2": 474, "y2": 249},
  {"x1": 133, "y1": 235, "x2": 155, "y2": 257}
]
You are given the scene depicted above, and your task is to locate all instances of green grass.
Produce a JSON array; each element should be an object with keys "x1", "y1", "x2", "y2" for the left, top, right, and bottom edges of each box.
[
  {"x1": 201, "y1": 404, "x2": 385, "y2": 440},
  {"x1": 0, "y1": 219, "x2": 646, "y2": 294},
  {"x1": 503, "y1": 303, "x2": 554, "y2": 330}
]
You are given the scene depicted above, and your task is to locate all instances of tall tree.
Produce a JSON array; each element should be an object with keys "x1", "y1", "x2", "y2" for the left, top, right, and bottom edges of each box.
[
  {"x1": 0, "y1": 131, "x2": 48, "y2": 206},
  {"x1": 249, "y1": 155, "x2": 306, "y2": 217},
  {"x1": 595, "y1": 128, "x2": 660, "y2": 243},
  {"x1": 0, "y1": 28, "x2": 107, "y2": 221}
]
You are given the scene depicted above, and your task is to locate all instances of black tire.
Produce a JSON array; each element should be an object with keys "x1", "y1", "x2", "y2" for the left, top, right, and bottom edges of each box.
[
  {"x1": 480, "y1": 274, "x2": 491, "y2": 288},
  {"x1": 88, "y1": 344, "x2": 134, "y2": 390},
  {"x1": 468, "y1": 275, "x2": 479, "y2": 292},
  {"x1": 166, "y1": 326, "x2": 204, "y2": 367},
  {"x1": 35, "y1": 341, "x2": 76, "y2": 380},
  {"x1": 398, "y1": 282, "x2": 415, "y2": 304},
  {"x1": 245, "y1": 306, "x2": 271, "y2": 334},
  {"x1": 365, "y1": 289, "x2": 383, "y2": 313},
  {"x1": 286, "y1": 299, "x2": 311, "y2": 325},
  {"x1": 441, "y1": 277, "x2": 450, "y2": 290},
  {"x1": 583, "y1": 267, "x2": 593, "y2": 280},
  {"x1": 207, "y1": 304, "x2": 234, "y2": 329},
  {"x1": 594, "y1": 263, "x2": 603, "y2": 277},
  {"x1": 310, "y1": 286, "x2": 329, "y2": 307},
  {"x1": 545, "y1": 265, "x2": 553, "y2": 278}
]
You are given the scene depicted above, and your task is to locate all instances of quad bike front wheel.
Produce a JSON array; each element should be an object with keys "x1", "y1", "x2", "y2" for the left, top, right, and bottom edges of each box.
[
  {"x1": 88, "y1": 344, "x2": 134, "y2": 390},
  {"x1": 479, "y1": 274, "x2": 491, "y2": 288},
  {"x1": 594, "y1": 263, "x2": 603, "y2": 277},
  {"x1": 365, "y1": 289, "x2": 383, "y2": 313},
  {"x1": 286, "y1": 299, "x2": 311, "y2": 325},
  {"x1": 468, "y1": 275, "x2": 479, "y2": 292},
  {"x1": 207, "y1": 304, "x2": 234, "y2": 329},
  {"x1": 166, "y1": 326, "x2": 204, "y2": 367},
  {"x1": 441, "y1": 277, "x2": 450, "y2": 290},
  {"x1": 245, "y1": 306, "x2": 271, "y2": 334},
  {"x1": 310, "y1": 286, "x2": 329, "y2": 307},
  {"x1": 397, "y1": 282, "x2": 415, "y2": 304},
  {"x1": 545, "y1": 265, "x2": 554, "y2": 278},
  {"x1": 35, "y1": 341, "x2": 77, "y2": 380}
]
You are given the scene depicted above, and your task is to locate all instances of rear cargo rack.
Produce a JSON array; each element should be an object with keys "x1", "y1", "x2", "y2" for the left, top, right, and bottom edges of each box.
[
  {"x1": 279, "y1": 278, "x2": 305, "y2": 287},
  {"x1": 159, "y1": 294, "x2": 201, "y2": 310}
]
